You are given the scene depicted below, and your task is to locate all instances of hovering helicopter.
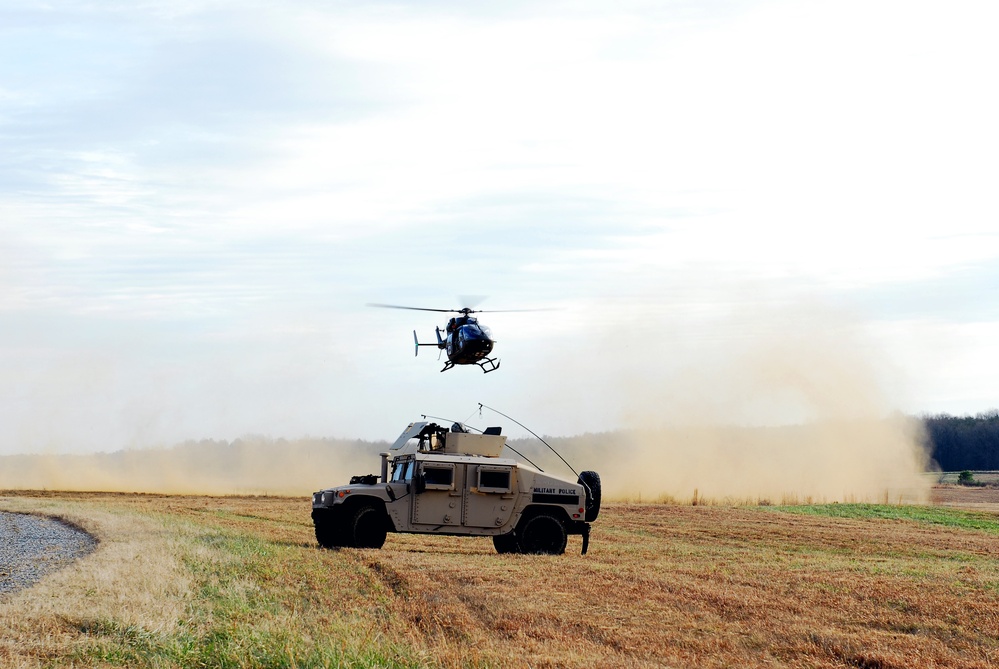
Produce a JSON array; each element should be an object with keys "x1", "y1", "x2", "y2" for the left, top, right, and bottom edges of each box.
[{"x1": 368, "y1": 303, "x2": 541, "y2": 373}]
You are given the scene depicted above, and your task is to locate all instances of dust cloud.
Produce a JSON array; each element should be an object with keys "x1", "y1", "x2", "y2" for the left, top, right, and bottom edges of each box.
[
  {"x1": 528, "y1": 299, "x2": 934, "y2": 503},
  {"x1": 0, "y1": 299, "x2": 934, "y2": 503},
  {"x1": 0, "y1": 437, "x2": 384, "y2": 496}
]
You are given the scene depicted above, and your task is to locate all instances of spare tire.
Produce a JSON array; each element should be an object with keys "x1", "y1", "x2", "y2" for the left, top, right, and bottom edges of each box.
[{"x1": 578, "y1": 470, "x2": 601, "y2": 522}]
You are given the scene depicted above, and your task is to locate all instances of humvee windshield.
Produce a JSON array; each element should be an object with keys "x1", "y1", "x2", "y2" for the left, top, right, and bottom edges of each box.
[{"x1": 391, "y1": 459, "x2": 414, "y2": 482}]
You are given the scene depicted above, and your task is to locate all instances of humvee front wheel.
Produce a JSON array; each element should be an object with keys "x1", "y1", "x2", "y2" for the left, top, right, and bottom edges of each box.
[
  {"x1": 349, "y1": 504, "x2": 388, "y2": 549},
  {"x1": 517, "y1": 513, "x2": 567, "y2": 555},
  {"x1": 313, "y1": 510, "x2": 346, "y2": 549}
]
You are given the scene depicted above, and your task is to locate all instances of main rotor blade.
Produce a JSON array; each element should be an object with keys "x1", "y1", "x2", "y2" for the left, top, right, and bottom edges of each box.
[
  {"x1": 368, "y1": 303, "x2": 559, "y2": 314},
  {"x1": 367, "y1": 303, "x2": 459, "y2": 313},
  {"x1": 472, "y1": 308, "x2": 558, "y2": 313}
]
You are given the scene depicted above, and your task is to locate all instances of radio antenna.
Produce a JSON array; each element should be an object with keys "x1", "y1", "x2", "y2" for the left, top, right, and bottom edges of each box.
[
  {"x1": 478, "y1": 403, "x2": 577, "y2": 477},
  {"x1": 421, "y1": 412, "x2": 543, "y2": 470}
]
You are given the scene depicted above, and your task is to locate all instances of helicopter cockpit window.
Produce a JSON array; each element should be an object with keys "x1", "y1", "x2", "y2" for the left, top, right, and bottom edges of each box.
[{"x1": 466, "y1": 323, "x2": 489, "y2": 338}]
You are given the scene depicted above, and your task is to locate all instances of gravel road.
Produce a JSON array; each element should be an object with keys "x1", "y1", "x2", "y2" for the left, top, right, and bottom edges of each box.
[{"x1": 0, "y1": 511, "x2": 97, "y2": 596}]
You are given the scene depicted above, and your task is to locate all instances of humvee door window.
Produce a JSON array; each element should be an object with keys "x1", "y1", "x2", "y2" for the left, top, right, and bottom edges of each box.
[
  {"x1": 478, "y1": 468, "x2": 512, "y2": 493},
  {"x1": 422, "y1": 465, "x2": 454, "y2": 490}
]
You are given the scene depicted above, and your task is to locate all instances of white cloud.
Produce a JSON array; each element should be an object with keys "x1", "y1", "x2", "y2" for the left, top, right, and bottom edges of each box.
[{"x1": 2, "y1": 0, "x2": 998, "y2": 452}]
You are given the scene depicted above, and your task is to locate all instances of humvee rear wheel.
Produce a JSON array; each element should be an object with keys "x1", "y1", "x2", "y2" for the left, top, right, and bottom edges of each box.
[
  {"x1": 349, "y1": 504, "x2": 388, "y2": 549},
  {"x1": 517, "y1": 513, "x2": 567, "y2": 555},
  {"x1": 493, "y1": 532, "x2": 519, "y2": 554}
]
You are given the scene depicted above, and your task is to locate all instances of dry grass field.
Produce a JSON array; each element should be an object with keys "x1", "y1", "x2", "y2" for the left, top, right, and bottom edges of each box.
[
  {"x1": 932, "y1": 482, "x2": 999, "y2": 511},
  {"x1": 2, "y1": 491, "x2": 998, "y2": 668}
]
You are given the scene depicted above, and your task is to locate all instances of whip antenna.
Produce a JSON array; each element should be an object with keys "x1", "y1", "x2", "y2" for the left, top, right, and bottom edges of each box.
[
  {"x1": 422, "y1": 412, "x2": 543, "y2": 470},
  {"x1": 478, "y1": 403, "x2": 577, "y2": 477}
]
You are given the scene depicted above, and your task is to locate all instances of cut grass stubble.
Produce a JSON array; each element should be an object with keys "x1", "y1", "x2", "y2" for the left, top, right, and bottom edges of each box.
[{"x1": 1, "y1": 493, "x2": 998, "y2": 668}]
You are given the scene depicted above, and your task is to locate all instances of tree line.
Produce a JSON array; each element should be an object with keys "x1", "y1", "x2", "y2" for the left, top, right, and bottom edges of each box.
[{"x1": 923, "y1": 410, "x2": 999, "y2": 471}]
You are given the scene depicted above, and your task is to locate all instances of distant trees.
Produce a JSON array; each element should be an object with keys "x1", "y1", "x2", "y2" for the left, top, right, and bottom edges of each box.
[
  {"x1": 958, "y1": 470, "x2": 976, "y2": 485},
  {"x1": 923, "y1": 410, "x2": 999, "y2": 471}
]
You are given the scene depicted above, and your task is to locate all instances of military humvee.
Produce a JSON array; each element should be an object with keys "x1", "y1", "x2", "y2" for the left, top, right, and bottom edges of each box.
[{"x1": 311, "y1": 421, "x2": 601, "y2": 554}]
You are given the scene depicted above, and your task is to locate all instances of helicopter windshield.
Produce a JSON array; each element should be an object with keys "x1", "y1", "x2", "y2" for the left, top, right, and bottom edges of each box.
[{"x1": 461, "y1": 323, "x2": 489, "y2": 339}]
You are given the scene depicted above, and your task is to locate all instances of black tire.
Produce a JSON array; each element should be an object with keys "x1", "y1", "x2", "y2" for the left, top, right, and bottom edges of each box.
[
  {"x1": 493, "y1": 532, "x2": 519, "y2": 554},
  {"x1": 517, "y1": 513, "x2": 567, "y2": 555},
  {"x1": 578, "y1": 470, "x2": 601, "y2": 522},
  {"x1": 313, "y1": 510, "x2": 346, "y2": 549},
  {"x1": 349, "y1": 504, "x2": 388, "y2": 549}
]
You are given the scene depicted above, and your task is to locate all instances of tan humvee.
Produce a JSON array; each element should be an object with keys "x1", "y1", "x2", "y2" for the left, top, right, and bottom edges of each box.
[{"x1": 311, "y1": 421, "x2": 601, "y2": 554}]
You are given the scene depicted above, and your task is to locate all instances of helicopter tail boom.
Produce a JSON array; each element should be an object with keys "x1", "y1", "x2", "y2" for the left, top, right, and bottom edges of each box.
[{"x1": 414, "y1": 329, "x2": 445, "y2": 357}]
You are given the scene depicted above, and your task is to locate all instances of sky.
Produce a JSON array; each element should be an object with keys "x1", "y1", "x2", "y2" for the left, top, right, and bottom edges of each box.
[{"x1": 1, "y1": 0, "x2": 997, "y2": 454}]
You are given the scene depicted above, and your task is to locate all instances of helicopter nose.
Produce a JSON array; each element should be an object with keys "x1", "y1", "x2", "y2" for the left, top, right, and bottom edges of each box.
[{"x1": 473, "y1": 339, "x2": 494, "y2": 356}]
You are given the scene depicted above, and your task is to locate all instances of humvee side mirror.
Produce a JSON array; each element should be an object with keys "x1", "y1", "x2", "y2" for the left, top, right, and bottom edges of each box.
[{"x1": 413, "y1": 472, "x2": 426, "y2": 494}]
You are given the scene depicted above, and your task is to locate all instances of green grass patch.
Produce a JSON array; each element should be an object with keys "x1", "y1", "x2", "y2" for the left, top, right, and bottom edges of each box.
[
  {"x1": 770, "y1": 503, "x2": 999, "y2": 533},
  {"x1": 72, "y1": 527, "x2": 430, "y2": 669},
  {"x1": 77, "y1": 620, "x2": 422, "y2": 669}
]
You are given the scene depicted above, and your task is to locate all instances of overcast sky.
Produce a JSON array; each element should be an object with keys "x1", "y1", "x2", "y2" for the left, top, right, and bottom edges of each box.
[{"x1": 1, "y1": 0, "x2": 997, "y2": 453}]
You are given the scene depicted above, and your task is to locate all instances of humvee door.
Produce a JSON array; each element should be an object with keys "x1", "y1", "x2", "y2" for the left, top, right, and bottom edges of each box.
[
  {"x1": 412, "y1": 461, "x2": 464, "y2": 527},
  {"x1": 463, "y1": 464, "x2": 517, "y2": 528}
]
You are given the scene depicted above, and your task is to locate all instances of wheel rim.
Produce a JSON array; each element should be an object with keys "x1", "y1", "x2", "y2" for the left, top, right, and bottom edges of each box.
[{"x1": 521, "y1": 516, "x2": 564, "y2": 554}]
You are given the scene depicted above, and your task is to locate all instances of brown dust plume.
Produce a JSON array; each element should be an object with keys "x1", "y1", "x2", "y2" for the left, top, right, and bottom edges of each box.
[
  {"x1": 529, "y1": 300, "x2": 933, "y2": 503},
  {"x1": 0, "y1": 437, "x2": 384, "y2": 496}
]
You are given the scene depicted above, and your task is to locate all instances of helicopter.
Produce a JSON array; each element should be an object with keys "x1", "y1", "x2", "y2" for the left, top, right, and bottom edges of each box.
[{"x1": 368, "y1": 303, "x2": 540, "y2": 373}]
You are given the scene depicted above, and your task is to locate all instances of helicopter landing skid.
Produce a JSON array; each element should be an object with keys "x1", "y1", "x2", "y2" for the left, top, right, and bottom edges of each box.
[
  {"x1": 476, "y1": 357, "x2": 501, "y2": 373},
  {"x1": 439, "y1": 358, "x2": 501, "y2": 373}
]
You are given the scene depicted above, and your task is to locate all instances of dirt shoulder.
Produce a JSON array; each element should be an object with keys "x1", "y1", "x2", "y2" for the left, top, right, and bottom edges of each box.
[{"x1": 0, "y1": 511, "x2": 96, "y2": 597}]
